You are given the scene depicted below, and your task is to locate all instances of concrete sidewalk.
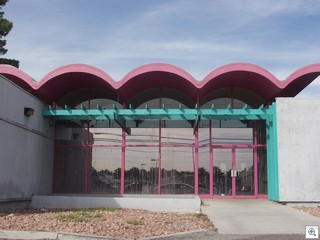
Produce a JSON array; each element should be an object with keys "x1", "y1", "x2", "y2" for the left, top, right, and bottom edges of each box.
[
  {"x1": 201, "y1": 199, "x2": 320, "y2": 235},
  {"x1": 0, "y1": 230, "x2": 306, "y2": 240}
]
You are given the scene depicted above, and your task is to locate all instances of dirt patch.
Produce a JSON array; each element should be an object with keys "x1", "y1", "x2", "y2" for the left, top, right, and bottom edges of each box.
[
  {"x1": 294, "y1": 206, "x2": 320, "y2": 218},
  {"x1": 0, "y1": 208, "x2": 216, "y2": 239}
]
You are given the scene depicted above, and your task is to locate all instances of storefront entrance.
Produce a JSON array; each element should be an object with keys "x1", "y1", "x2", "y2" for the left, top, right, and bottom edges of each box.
[
  {"x1": 213, "y1": 147, "x2": 256, "y2": 198},
  {"x1": 45, "y1": 101, "x2": 274, "y2": 199},
  {"x1": 198, "y1": 120, "x2": 268, "y2": 199}
]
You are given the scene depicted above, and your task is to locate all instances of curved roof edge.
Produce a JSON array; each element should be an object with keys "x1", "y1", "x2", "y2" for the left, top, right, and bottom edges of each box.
[
  {"x1": 283, "y1": 63, "x2": 320, "y2": 87},
  {"x1": 0, "y1": 64, "x2": 37, "y2": 90},
  {"x1": 1, "y1": 62, "x2": 320, "y2": 102},
  {"x1": 201, "y1": 62, "x2": 281, "y2": 88},
  {"x1": 38, "y1": 63, "x2": 116, "y2": 89},
  {"x1": 118, "y1": 63, "x2": 199, "y2": 88}
]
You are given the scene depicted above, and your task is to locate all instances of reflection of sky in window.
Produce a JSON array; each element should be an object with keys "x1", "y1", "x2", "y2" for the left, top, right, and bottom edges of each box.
[
  {"x1": 162, "y1": 147, "x2": 194, "y2": 172},
  {"x1": 125, "y1": 148, "x2": 158, "y2": 169},
  {"x1": 213, "y1": 149, "x2": 253, "y2": 172},
  {"x1": 161, "y1": 128, "x2": 194, "y2": 145},
  {"x1": 126, "y1": 128, "x2": 159, "y2": 144},
  {"x1": 91, "y1": 126, "x2": 253, "y2": 173},
  {"x1": 236, "y1": 149, "x2": 253, "y2": 171},
  {"x1": 90, "y1": 128, "x2": 122, "y2": 145},
  {"x1": 212, "y1": 128, "x2": 253, "y2": 144},
  {"x1": 92, "y1": 147, "x2": 121, "y2": 171}
]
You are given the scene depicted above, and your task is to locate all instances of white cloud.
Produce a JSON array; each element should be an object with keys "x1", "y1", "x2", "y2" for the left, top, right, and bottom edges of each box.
[{"x1": 2, "y1": 0, "x2": 320, "y2": 87}]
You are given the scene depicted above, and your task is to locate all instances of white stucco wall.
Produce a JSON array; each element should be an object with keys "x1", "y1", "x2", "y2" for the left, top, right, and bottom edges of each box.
[
  {"x1": 0, "y1": 75, "x2": 54, "y2": 201},
  {"x1": 277, "y1": 97, "x2": 320, "y2": 202}
]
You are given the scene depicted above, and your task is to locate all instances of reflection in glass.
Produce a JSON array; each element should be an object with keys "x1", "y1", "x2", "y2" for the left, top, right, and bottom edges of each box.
[
  {"x1": 161, "y1": 128, "x2": 194, "y2": 146},
  {"x1": 198, "y1": 126, "x2": 210, "y2": 146},
  {"x1": 90, "y1": 127, "x2": 122, "y2": 145},
  {"x1": 126, "y1": 128, "x2": 159, "y2": 145},
  {"x1": 212, "y1": 127, "x2": 253, "y2": 145},
  {"x1": 198, "y1": 147, "x2": 210, "y2": 194},
  {"x1": 258, "y1": 147, "x2": 268, "y2": 195},
  {"x1": 161, "y1": 147, "x2": 195, "y2": 194},
  {"x1": 125, "y1": 147, "x2": 158, "y2": 194},
  {"x1": 53, "y1": 122, "x2": 89, "y2": 193},
  {"x1": 213, "y1": 149, "x2": 232, "y2": 196},
  {"x1": 235, "y1": 148, "x2": 254, "y2": 196},
  {"x1": 90, "y1": 147, "x2": 121, "y2": 194}
]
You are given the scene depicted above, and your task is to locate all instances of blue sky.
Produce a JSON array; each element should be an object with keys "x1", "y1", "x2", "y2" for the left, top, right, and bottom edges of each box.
[{"x1": 3, "y1": 0, "x2": 320, "y2": 96}]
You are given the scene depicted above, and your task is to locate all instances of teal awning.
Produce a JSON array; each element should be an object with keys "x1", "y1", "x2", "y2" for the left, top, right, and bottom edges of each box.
[{"x1": 42, "y1": 104, "x2": 273, "y2": 121}]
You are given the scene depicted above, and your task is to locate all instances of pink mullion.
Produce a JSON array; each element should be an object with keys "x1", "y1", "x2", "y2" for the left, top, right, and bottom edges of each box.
[
  {"x1": 194, "y1": 127, "x2": 199, "y2": 195},
  {"x1": 254, "y1": 121, "x2": 259, "y2": 197},
  {"x1": 120, "y1": 101, "x2": 126, "y2": 195},
  {"x1": 232, "y1": 148, "x2": 236, "y2": 197},
  {"x1": 194, "y1": 96, "x2": 199, "y2": 195},
  {"x1": 209, "y1": 120, "x2": 213, "y2": 196},
  {"x1": 158, "y1": 120, "x2": 162, "y2": 194},
  {"x1": 121, "y1": 128, "x2": 125, "y2": 195}
]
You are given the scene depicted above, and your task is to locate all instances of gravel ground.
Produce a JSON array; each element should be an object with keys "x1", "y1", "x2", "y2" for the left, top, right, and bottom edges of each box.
[
  {"x1": 0, "y1": 208, "x2": 216, "y2": 239},
  {"x1": 294, "y1": 206, "x2": 320, "y2": 218}
]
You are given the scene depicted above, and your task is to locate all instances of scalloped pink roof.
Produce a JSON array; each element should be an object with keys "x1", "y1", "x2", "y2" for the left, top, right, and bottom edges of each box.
[{"x1": 0, "y1": 62, "x2": 319, "y2": 103}]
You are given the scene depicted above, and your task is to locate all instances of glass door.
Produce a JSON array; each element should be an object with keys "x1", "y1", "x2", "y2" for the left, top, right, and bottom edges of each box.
[
  {"x1": 213, "y1": 148, "x2": 232, "y2": 196},
  {"x1": 235, "y1": 148, "x2": 254, "y2": 196},
  {"x1": 213, "y1": 147, "x2": 255, "y2": 198}
]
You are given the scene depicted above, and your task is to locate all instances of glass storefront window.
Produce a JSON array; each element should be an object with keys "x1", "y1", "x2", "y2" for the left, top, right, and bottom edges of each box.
[
  {"x1": 90, "y1": 127, "x2": 122, "y2": 145},
  {"x1": 161, "y1": 128, "x2": 194, "y2": 146},
  {"x1": 213, "y1": 148, "x2": 232, "y2": 196},
  {"x1": 53, "y1": 90, "x2": 269, "y2": 197},
  {"x1": 212, "y1": 127, "x2": 253, "y2": 145},
  {"x1": 199, "y1": 127, "x2": 210, "y2": 146},
  {"x1": 161, "y1": 147, "x2": 195, "y2": 194},
  {"x1": 125, "y1": 147, "x2": 159, "y2": 194},
  {"x1": 126, "y1": 128, "x2": 159, "y2": 145},
  {"x1": 235, "y1": 148, "x2": 254, "y2": 196},
  {"x1": 198, "y1": 147, "x2": 210, "y2": 194},
  {"x1": 258, "y1": 146, "x2": 268, "y2": 195},
  {"x1": 90, "y1": 147, "x2": 121, "y2": 194}
]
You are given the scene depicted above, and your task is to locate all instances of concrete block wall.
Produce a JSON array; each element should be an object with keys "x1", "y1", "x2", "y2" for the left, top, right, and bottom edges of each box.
[
  {"x1": 0, "y1": 75, "x2": 54, "y2": 202},
  {"x1": 277, "y1": 97, "x2": 320, "y2": 202}
]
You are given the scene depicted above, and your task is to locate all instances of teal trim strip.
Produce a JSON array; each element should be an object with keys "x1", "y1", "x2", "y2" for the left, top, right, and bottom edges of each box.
[
  {"x1": 266, "y1": 102, "x2": 279, "y2": 201},
  {"x1": 43, "y1": 107, "x2": 273, "y2": 121}
]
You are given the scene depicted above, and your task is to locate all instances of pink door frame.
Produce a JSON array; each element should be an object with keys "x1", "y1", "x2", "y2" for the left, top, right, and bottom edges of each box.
[{"x1": 199, "y1": 121, "x2": 267, "y2": 199}]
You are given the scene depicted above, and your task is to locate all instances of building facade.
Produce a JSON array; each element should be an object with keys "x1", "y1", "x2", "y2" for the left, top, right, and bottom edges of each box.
[{"x1": 0, "y1": 62, "x2": 319, "y2": 206}]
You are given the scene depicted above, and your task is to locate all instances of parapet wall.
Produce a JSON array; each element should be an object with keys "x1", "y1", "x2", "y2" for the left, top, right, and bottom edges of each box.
[
  {"x1": 0, "y1": 75, "x2": 54, "y2": 203},
  {"x1": 277, "y1": 97, "x2": 320, "y2": 202}
]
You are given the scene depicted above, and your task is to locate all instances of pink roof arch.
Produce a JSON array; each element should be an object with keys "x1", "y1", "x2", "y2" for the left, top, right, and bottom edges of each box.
[
  {"x1": 118, "y1": 63, "x2": 199, "y2": 101},
  {"x1": 200, "y1": 63, "x2": 283, "y2": 101},
  {"x1": 0, "y1": 64, "x2": 36, "y2": 92},
  {"x1": 280, "y1": 63, "x2": 320, "y2": 97},
  {"x1": 1, "y1": 62, "x2": 320, "y2": 105},
  {"x1": 36, "y1": 64, "x2": 117, "y2": 103}
]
